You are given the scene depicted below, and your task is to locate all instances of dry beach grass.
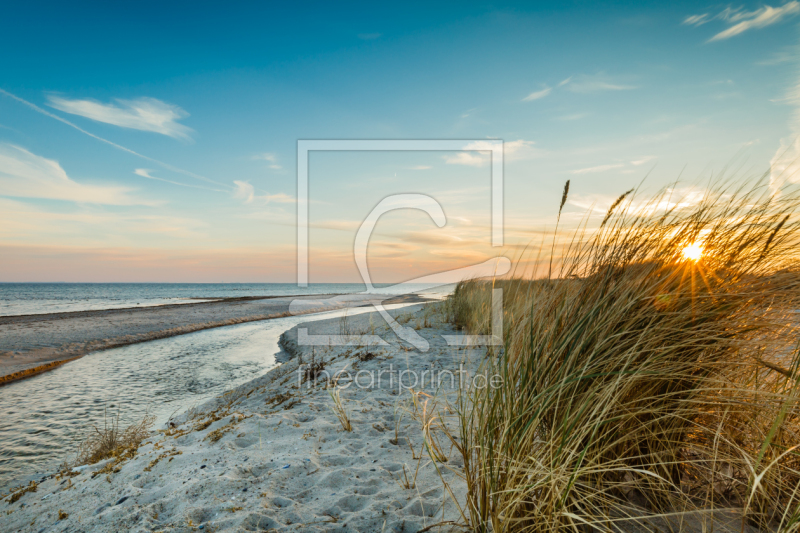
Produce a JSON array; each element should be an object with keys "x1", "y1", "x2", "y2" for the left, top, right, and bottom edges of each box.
[
  {"x1": 445, "y1": 179, "x2": 800, "y2": 532},
  {"x1": 69, "y1": 409, "x2": 156, "y2": 468}
]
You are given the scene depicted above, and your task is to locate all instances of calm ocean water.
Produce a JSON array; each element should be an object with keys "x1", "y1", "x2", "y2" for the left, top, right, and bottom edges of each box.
[{"x1": 0, "y1": 283, "x2": 448, "y2": 316}]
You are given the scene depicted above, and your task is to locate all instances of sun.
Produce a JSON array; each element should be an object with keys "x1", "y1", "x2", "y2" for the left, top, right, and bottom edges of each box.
[{"x1": 682, "y1": 243, "x2": 703, "y2": 262}]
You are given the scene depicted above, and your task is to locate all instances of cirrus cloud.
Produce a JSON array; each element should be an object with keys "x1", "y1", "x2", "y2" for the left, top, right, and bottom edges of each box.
[
  {"x1": 572, "y1": 163, "x2": 625, "y2": 174},
  {"x1": 0, "y1": 143, "x2": 150, "y2": 205},
  {"x1": 47, "y1": 95, "x2": 193, "y2": 140},
  {"x1": 253, "y1": 152, "x2": 282, "y2": 170},
  {"x1": 523, "y1": 74, "x2": 636, "y2": 102},
  {"x1": 522, "y1": 86, "x2": 552, "y2": 101},
  {"x1": 684, "y1": 2, "x2": 800, "y2": 42},
  {"x1": 565, "y1": 73, "x2": 638, "y2": 93},
  {"x1": 711, "y1": 2, "x2": 799, "y2": 41},
  {"x1": 443, "y1": 139, "x2": 538, "y2": 166},
  {"x1": 233, "y1": 180, "x2": 294, "y2": 204},
  {"x1": 134, "y1": 169, "x2": 226, "y2": 192}
]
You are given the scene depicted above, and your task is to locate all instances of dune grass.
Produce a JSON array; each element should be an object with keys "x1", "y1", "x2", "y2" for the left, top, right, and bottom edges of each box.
[
  {"x1": 68, "y1": 409, "x2": 155, "y2": 468},
  {"x1": 328, "y1": 386, "x2": 353, "y2": 432},
  {"x1": 447, "y1": 179, "x2": 800, "y2": 532}
]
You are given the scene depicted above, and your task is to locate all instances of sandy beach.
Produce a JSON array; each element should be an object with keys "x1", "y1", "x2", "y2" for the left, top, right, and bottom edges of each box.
[
  {"x1": 7, "y1": 3, "x2": 800, "y2": 530},
  {"x1": 0, "y1": 294, "x2": 431, "y2": 385},
  {"x1": 0, "y1": 303, "x2": 477, "y2": 532},
  {"x1": 0, "y1": 301, "x2": 764, "y2": 533}
]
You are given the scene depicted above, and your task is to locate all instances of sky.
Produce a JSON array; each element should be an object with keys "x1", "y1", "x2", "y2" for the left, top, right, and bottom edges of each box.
[{"x1": 1, "y1": 1, "x2": 799, "y2": 283}]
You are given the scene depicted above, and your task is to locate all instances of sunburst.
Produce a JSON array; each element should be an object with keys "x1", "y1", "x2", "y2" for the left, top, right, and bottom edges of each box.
[{"x1": 682, "y1": 243, "x2": 703, "y2": 262}]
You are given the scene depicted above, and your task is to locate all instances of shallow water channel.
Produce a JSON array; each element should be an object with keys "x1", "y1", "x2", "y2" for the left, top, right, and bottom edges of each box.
[{"x1": 0, "y1": 305, "x2": 404, "y2": 491}]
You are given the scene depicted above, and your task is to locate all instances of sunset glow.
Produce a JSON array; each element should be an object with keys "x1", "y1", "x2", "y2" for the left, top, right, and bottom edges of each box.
[{"x1": 682, "y1": 243, "x2": 704, "y2": 262}]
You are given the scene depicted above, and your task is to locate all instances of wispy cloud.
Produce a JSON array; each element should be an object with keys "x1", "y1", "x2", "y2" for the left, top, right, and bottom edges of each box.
[
  {"x1": 504, "y1": 139, "x2": 537, "y2": 158},
  {"x1": 409, "y1": 165, "x2": 431, "y2": 170},
  {"x1": 0, "y1": 143, "x2": 149, "y2": 205},
  {"x1": 523, "y1": 74, "x2": 634, "y2": 102},
  {"x1": 443, "y1": 141, "x2": 494, "y2": 166},
  {"x1": 522, "y1": 86, "x2": 552, "y2": 101},
  {"x1": 556, "y1": 113, "x2": 589, "y2": 121},
  {"x1": 565, "y1": 73, "x2": 638, "y2": 93},
  {"x1": 630, "y1": 155, "x2": 656, "y2": 165},
  {"x1": 444, "y1": 139, "x2": 537, "y2": 166},
  {"x1": 685, "y1": 2, "x2": 800, "y2": 42},
  {"x1": 571, "y1": 155, "x2": 656, "y2": 175},
  {"x1": 571, "y1": 163, "x2": 625, "y2": 174},
  {"x1": 47, "y1": 95, "x2": 193, "y2": 140},
  {"x1": 443, "y1": 152, "x2": 486, "y2": 166},
  {"x1": 0, "y1": 197, "x2": 208, "y2": 245},
  {"x1": 307, "y1": 219, "x2": 361, "y2": 232},
  {"x1": 233, "y1": 180, "x2": 256, "y2": 203},
  {"x1": 232, "y1": 180, "x2": 294, "y2": 204},
  {"x1": 711, "y1": 2, "x2": 800, "y2": 41},
  {"x1": 253, "y1": 152, "x2": 282, "y2": 170},
  {"x1": 134, "y1": 169, "x2": 225, "y2": 192},
  {"x1": 683, "y1": 13, "x2": 711, "y2": 26},
  {"x1": 569, "y1": 187, "x2": 706, "y2": 218},
  {"x1": 757, "y1": 48, "x2": 797, "y2": 65},
  {"x1": 0, "y1": 88, "x2": 224, "y2": 187},
  {"x1": 770, "y1": 62, "x2": 800, "y2": 188},
  {"x1": 265, "y1": 193, "x2": 293, "y2": 203}
]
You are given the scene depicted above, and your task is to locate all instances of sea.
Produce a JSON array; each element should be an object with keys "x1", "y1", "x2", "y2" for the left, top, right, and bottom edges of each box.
[{"x1": 0, "y1": 282, "x2": 451, "y2": 317}]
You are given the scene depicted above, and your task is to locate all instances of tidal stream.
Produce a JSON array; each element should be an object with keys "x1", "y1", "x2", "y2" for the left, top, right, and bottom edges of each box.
[{"x1": 0, "y1": 305, "x2": 398, "y2": 491}]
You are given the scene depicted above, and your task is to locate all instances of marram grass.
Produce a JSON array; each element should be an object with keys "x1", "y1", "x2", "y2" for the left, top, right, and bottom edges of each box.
[{"x1": 447, "y1": 180, "x2": 800, "y2": 532}]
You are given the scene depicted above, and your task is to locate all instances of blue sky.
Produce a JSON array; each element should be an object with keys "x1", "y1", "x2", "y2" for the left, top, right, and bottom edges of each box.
[{"x1": 1, "y1": 1, "x2": 799, "y2": 282}]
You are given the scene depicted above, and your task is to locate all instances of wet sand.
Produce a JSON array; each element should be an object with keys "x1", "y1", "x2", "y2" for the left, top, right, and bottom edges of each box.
[{"x1": 0, "y1": 294, "x2": 431, "y2": 385}]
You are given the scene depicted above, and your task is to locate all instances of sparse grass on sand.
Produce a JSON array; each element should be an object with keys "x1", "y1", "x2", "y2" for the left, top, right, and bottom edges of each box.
[
  {"x1": 445, "y1": 179, "x2": 800, "y2": 532},
  {"x1": 66, "y1": 409, "x2": 155, "y2": 469}
]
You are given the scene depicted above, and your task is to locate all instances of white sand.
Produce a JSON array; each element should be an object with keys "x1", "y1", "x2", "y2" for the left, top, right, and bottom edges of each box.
[{"x1": 0, "y1": 303, "x2": 478, "y2": 532}]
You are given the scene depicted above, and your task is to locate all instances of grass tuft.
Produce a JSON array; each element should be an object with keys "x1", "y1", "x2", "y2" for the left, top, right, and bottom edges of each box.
[
  {"x1": 69, "y1": 409, "x2": 155, "y2": 468},
  {"x1": 328, "y1": 386, "x2": 352, "y2": 432},
  {"x1": 448, "y1": 179, "x2": 800, "y2": 532}
]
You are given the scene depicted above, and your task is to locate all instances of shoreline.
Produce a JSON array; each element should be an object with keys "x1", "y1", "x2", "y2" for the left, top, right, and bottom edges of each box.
[
  {"x1": 0, "y1": 302, "x2": 476, "y2": 532},
  {"x1": 0, "y1": 293, "x2": 433, "y2": 386}
]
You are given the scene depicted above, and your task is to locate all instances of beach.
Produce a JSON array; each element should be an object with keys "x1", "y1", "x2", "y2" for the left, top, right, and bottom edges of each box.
[
  {"x1": 0, "y1": 303, "x2": 476, "y2": 532},
  {"x1": 0, "y1": 293, "x2": 431, "y2": 385}
]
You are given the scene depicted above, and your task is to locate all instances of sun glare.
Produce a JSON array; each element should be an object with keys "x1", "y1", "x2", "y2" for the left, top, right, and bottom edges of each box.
[{"x1": 682, "y1": 243, "x2": 703, "y2": 262}]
